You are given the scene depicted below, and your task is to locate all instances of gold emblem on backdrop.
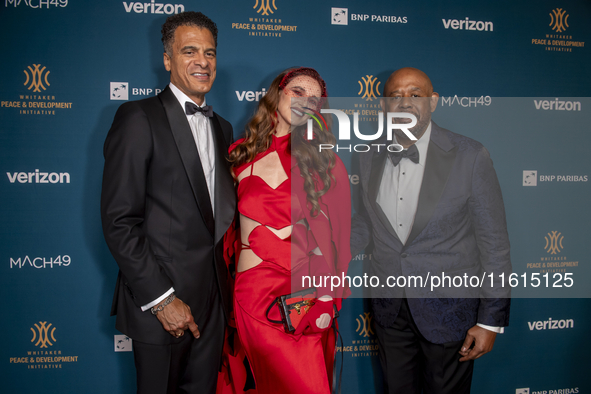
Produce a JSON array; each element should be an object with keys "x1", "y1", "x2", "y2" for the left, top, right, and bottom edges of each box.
[
  {"x1": 544, "y1": 231, "x2": 564, "y2": 255},
  {"x1": 24, "y1": 64, "x2": 50, "y2": 92},
  {"x1": 337, "y1": 311, "x2": 379, "y2": 357},
  {"x1": 0, "y1": 63, "x2": 72, "y2": 115},
  {"x1": 527, "y1": 231, "x2": 578, "y2": 273},
  {"x1": 531, "y1": 8, "x2": 583, "y2": 52},
  {"x1": 355, "y1": 312, "x2": 375, "y2": 337},
  {"x1": 358, "y1": 75, "x2": 381, "y2": 101},
  {"x1": 30, "y1": 322, "x2": 57, "y2": 348},
  {"x1": 549, "y1": 8, "x2": 569, "y2": 33},
  {"x1": 8, "y1": 321, "x2": 79, "y2": 370},
  {"x1": 254, "y1": 0, "x2": 277, "y2": 15},
  {"x1": 232, "y1": 1, "x2": 295, "y2": 38}
]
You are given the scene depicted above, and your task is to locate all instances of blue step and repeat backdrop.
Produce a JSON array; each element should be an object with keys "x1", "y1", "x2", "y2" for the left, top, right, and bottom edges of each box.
[{"x1": 1, "y1": 0, "x2": 590, "y2": 393}]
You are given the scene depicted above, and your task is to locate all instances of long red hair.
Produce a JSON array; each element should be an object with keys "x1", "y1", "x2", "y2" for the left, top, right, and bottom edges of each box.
[{"x1": 229, "y1": 68, "x2": 337, "y2": 216}]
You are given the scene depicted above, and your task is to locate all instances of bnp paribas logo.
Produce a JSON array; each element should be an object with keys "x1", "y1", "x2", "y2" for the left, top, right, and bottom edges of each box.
[
  {"x1": 358, "y1": 75, "x2": 381, "y2": 101},
  {"x1": 24, "y1": 64, "x2": 51, "y2": 93},
  {"x1": 523, "y1": 170, "x2": 537, "y2": 186},
  {"x1": 114, "y1": 335, "x2": 133, "y2": 352},
  {"x1": 549, "y1": 8, "x2": 569, "y2": 33},
  {"x1": 110, "y1": 82, "x2": 129, "y2": 100},
  {"x1": 544, "y1": 231, "x2": 564, "y2": 255},
  {"x1": 331, "y1": 8, "x2": 348, "y2": 25},
  {"x1": 253, "y1": 0, "x2": 277, "y2": 15},
  {"x1": 355, "y1": 312, "x2": 375, "y2": 337},
  {"x1": 30, "y1": 321, "x2": 57, "y2": 348}
]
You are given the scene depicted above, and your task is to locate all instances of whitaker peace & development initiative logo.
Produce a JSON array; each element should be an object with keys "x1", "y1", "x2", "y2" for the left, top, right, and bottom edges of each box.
[
  {"x1": 526, "y1": 231, "x2": 579, "y2": 274},
  {"x1": 0, "y1": 64, "x2": 73, "y2": 116},
  {"x1": 24, "y1": 64, "x2": 50, "y2": 92},
  {"x1": 356, "y1": 312, "x2": 375, "y2": 337},
  {"x1": 31, "y1": 321, "x2": 56, "y2": 348},
  {"x1": 231, "y1": 0, "x2": 297, "y2": 38},
  {"x1": 9, "y1": 321, "x2": 79, "y2": 370},
  {"x1": 549, "y1": 8, "x2": 568, "y2": 33},
  {"x1": 531, "y1": 8, "x2": 585, "y2": 53},
  {"x1": 544, "y1": 231, "x2": 563, "y2": 255},
  {"x1": 254, "y1": 0, "x2": 276, "y2": 15},
  {"x1": 337, "y1": 311, "x2": 379, "y2": 358},
  {"x1": 358, "y1": 75, "x2": 381, "y2": 101}
]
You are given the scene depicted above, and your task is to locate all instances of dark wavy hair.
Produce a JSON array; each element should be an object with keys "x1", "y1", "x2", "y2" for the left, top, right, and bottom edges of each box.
[
  {"x1": 161, "y1": 11, "x2": 218, "y2": 56},
  {"x1": 229, "y1": 68, "x2": 337, "y2": 217}
]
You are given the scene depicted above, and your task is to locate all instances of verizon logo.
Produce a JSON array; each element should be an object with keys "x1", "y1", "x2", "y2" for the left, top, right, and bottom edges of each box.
[
  {"x1": 442, "y1": 17, "x2": 493, "y2": 31},
  {"x1": 7, "y1": 170, "x2": 70, "y2": 184},
  {"x1": 528, "y1": 317, "x2": 574, "y2": 330}
]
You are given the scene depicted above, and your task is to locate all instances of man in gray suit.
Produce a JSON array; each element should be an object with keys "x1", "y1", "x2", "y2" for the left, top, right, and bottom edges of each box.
[{"x1": 351, "y1": 67, "x2": 511, "y2": 393}]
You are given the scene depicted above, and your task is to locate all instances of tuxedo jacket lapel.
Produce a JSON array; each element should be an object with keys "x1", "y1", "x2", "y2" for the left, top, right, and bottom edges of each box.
[
  {"x1": 406, "y1": 123, "x2": 457, "y2": 245},
  {"x1": 211, "y1": 114, "x2": 235, "y2": 244},
  {"x1": 368, "y1": 148, "x2": 401, "y2": 242},
  {"x1": 160, "y1": 87, "x2": 215, "y2": 237}
]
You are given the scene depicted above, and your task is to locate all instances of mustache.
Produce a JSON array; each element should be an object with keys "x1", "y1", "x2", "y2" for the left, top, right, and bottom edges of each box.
[{"x1": 392, "y1": 111, "x2": 420, "y2": 119}]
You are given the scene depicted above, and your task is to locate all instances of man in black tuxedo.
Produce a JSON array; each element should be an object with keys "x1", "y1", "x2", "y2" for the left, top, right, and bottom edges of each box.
[
  {"x1": 351, "y1": 68, "x2": 511, "y2": 393},
  {"x1": 101, "y1": 12, "x2": 235, "y2": 394}
]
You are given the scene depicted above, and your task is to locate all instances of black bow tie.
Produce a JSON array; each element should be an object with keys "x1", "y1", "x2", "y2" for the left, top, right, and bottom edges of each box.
[
  {"x1": 388, "y1": 144, "x2": 420, "y2": 166},
  {"x1": 185, "y1": 102, "x2": 213, "y2": 117}
]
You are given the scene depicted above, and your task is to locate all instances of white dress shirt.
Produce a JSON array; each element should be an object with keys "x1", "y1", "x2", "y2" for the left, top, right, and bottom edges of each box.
[
  {"x1": 169, "y1": 83, "x2": 216, "y2": 212},
  {"x1": 377, "y1": 124, "x2": 431, "y2": 245},
  {"x1": 376, "y1": 122, "x2": 502, "y2": 334},
  {"x1": 140, "y1": 83, "x2": 216, "y2": 311}
]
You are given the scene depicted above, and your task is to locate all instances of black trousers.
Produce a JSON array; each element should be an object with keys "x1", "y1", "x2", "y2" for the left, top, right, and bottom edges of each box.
[
  {"x1": 374, "y1": 299, "x2": 474, "y2": 394},
  {"x1": 132, "y1": 295, "x2": 225, "y2": 394}
]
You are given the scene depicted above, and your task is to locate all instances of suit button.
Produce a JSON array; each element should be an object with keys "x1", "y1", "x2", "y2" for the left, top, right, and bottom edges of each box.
[{"x1": 401, "y1": 253, "x2": 408, "y2": 258}]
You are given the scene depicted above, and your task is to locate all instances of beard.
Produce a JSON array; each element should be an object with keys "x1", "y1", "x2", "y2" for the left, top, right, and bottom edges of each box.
[{"x1": 393, "y1": 111, "x2": 431, "y2": 142}]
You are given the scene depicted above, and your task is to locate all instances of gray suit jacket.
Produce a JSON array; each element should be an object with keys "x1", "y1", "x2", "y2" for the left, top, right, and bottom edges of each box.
[{"x1": 351, "y1": 121, "x2": 511, "y2": 343}]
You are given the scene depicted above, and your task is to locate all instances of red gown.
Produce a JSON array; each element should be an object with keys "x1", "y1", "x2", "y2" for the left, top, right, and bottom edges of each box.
[{"x1": 229, "y1": 133, "x2": 350, "y2": 394}]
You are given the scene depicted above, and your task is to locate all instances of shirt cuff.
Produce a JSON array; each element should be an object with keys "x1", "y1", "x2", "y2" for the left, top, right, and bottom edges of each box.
[
  {"x1": 477, "y1": 323, "x2": 504, "y2": 334},
  {"x1": 140, "y1": 287, "x2": 175, "y2": 311}
]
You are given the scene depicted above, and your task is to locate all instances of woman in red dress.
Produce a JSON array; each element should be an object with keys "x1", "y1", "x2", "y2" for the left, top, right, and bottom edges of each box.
[{"x1": 226, "y1": 68, "x2": 351, "y2": 394}]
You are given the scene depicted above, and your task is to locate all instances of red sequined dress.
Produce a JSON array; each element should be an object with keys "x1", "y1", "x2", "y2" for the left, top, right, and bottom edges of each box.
[{"x1": 232, "y1": 133, "x2": 337, "y2": 394}]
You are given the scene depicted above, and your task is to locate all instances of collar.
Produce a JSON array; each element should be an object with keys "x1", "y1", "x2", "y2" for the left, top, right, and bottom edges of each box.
[
  {"x1": 393, "y1": 122, "x2": 431, "y2": 167},
  {"x1": 169, "y1": 83, "x2": 207, "y2": 111}
]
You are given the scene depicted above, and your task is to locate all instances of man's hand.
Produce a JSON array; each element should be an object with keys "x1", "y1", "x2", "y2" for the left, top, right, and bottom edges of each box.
[
  {"x1": 458, "y1": 325, "x2": 497, "y2": 362},
  {"x1": 155, "y1": 297, "x2": 200, "y2": 339}
]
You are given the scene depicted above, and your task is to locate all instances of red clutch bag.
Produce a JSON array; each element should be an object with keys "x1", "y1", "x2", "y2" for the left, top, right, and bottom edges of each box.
[{"x1": 266, "y1": 288, "x2": 317, "y2": 333}]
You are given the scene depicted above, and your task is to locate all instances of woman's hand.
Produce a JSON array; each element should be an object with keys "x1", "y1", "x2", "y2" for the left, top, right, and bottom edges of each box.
[{"x1": 294, "y1": 296, "x2": 334, "y2": 335}]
